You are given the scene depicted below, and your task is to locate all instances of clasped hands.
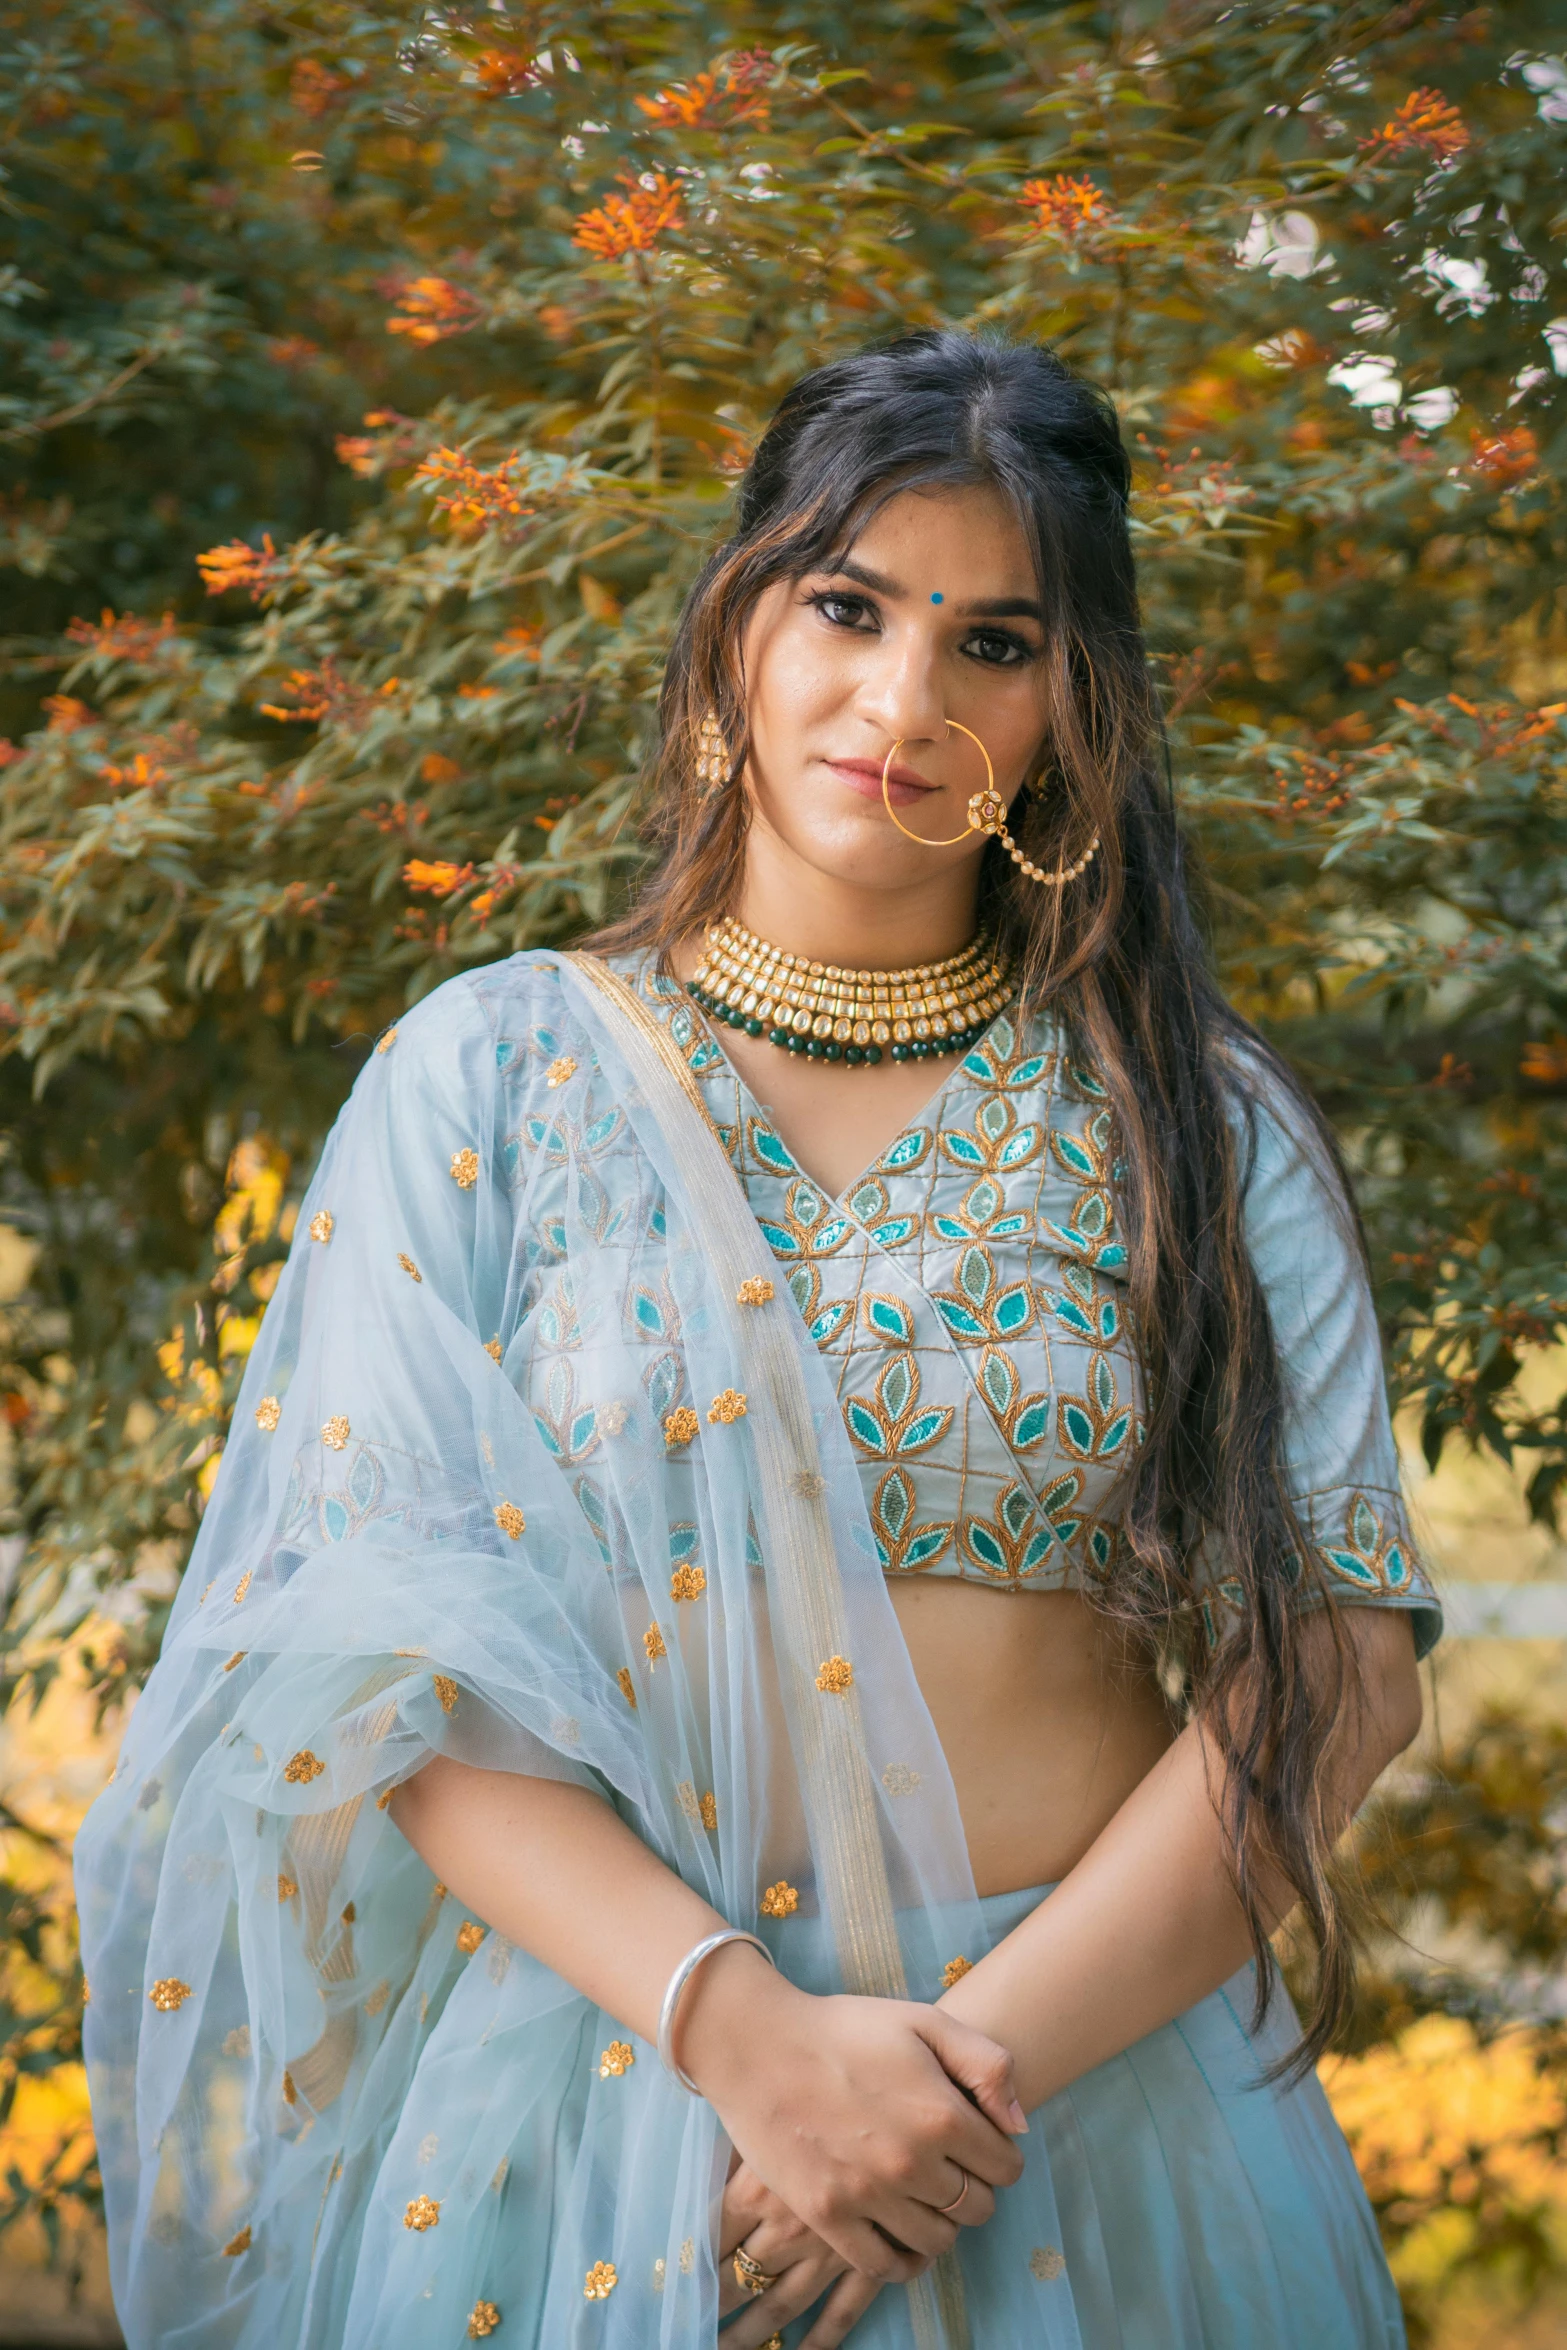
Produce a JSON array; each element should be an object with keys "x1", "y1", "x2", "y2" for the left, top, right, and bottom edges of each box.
[{"x1": 679, "y1": 1944, "x2": 1027, "y2": 2350}]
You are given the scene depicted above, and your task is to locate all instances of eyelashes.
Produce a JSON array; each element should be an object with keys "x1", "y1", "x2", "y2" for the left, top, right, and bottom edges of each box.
[{"x1": 802, "y1": 588, "x2": 1035, "y2": 668}]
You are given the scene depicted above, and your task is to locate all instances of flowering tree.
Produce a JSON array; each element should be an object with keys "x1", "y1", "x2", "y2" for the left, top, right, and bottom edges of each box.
[{"x1": 1, "y1": 2, "x2": 1566, "y2": 2332}]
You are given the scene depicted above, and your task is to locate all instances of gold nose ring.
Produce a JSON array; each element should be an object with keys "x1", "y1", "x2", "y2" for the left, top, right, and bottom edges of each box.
[{"x1": 880, "y1": 721, "x2": 1006, "y2": 848}]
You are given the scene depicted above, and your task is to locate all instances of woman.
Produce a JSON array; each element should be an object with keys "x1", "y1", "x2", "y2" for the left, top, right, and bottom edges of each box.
[{"x1": 77, "y1": 333, "x2": 1439, "y2": 2350}]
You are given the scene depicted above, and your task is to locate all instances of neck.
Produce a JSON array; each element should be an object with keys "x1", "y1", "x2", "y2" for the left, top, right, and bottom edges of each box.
[{"x1": 731, "y1": 837, "x2": 982, "y2": 972}]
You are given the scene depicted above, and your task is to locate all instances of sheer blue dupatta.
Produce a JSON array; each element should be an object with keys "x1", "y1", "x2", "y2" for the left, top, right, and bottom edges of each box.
[{"x1": 75, "y1": 948, "x2": 1076, "y2": 2350}]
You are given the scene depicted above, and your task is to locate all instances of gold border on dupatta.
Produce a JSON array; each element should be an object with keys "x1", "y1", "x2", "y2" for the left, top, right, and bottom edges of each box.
[{"x1": 563, "y1": 954, "x2": 970, "y2": 2350}]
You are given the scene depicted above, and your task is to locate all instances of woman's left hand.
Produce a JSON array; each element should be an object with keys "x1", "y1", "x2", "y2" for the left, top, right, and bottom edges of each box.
[{"x1": 718, "y1": 2157, "x2": 886, "y2": 2348}]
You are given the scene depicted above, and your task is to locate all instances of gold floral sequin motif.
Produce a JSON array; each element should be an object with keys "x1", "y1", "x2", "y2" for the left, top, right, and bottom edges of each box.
[
  {"x1": 309, "y1": 1209, "x2": 334, "y2": 1244},
  {"x1": 484, "y1": 1335, "x2": 503, "y2": 1364},
  {"x1": 281, "y1": 2070, "x2": 297, "y2": 2106},
  {"x1": 456, "y1": 1920, "x2": 485, "y2": 1955},
  {"x1": 790, "y1": 1469, "x2": 826, "y2": 1500},
  {"x1": 760, "y1": 1881, "x2": 799, "y2": 1918},
  {"x1": 149, "y1": 1977, "x2": 192, "y2": 2013},
  {"x1": 707, "y1": 1388, "x2": 747, "y2": 1425},
  {"x1": 434, "y1": 1674, "x2": 458, "y2": 1714},
  {"x1": 676, "y1": 1781, "x2": 716, "y2": 1830},
  {"x1": 643, "y1": 1622, "x2": 667, "y2": 1663},
  {"x1": 233, "y1": 1570, "x2": 252, "y2": 1604},
  {"x1": 583, "y1": 2260, "x2": 618, "y2": 2300},
  {"x1": 450, "y1": 1147, "x2": 480, "y2": 1189},
  {"x1": 494, "y1": 1500, "x2": 525, "y2": 1539},
  {"x1": 277, "y1": 1875, "x2": 297, "y2": 1902},
  {"x1": 815, "y1": 1655, "x2": 853, "y2": 1695},
  {"x1": 222, "y1": 2226, "x2": 252, "y2": 2257},
  {"x1": 736, "y1": 1276, "x2": 774, "y2": 1306},
  {"x1": 1030, "y1": 2245, "x2": 1066, "y2": 2281},
  {"x1": 670, "y1": 1563, "x2": 706, "y2": 1602},
  {"x1": 254, "y1": 1396, "x2": 281, "y2": 1432},
  {"x1": 881, "y1": 1763, "x2": 921, "y2": 1797},
  {"x1": 321, "y1": 1415, "x2": 350, "y2": 1450},
  {"x1": 365, "y1": 1980, "x2": 390, "y2": 2015},
  {"x1": 397, "y1": 1253, "x2": 422, "y2": 1282},
  {"x1": 546, "y1": 1056, "x2": 578, "y2": 1088},
  {"x1": 662, "y1": 1406, "x2": 699, "y2": 1450},
  {"x1": 616, "y1": 1666, "x2": 637, "y2": 1708},
  {"x1": 376, "y1": 1026, "x2": 398, "y2": 1053},
  {"x1": 941, "y1": 1955, "x2": 974, "y2": 1989},
  {"x1": 467, "y1": 2304, "x2": 501, "y2": 2340},
  {"x1": 283, "y1": 1750, "x2": 325, "y2": 1784},
  {"x1": 699, "y1": 1790, "x2": 717, "y2": 1831},
  {"x1": 376, "y1": 1786, "x2": 396, "y2": 1811},
  {"x1": 404, "y1": 2195, "x2": 440, "y2": 2232},
  {"x1": 224, "y1": 1651, "x2": 245, "y2": 1673},
  {"x1": 598, "y1": 2040, "x2": 634, "y2": 2077}
]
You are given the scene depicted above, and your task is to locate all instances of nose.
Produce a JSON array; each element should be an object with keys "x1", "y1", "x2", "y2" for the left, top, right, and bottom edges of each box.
[{"x1": 858, "y1": 615, "x2": 948, "y2": 756}]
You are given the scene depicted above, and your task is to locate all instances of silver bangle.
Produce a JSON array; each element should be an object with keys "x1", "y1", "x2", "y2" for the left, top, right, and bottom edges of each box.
[{"x1": 657, "y1": 1927, "x2": 776, "y2": 2094}]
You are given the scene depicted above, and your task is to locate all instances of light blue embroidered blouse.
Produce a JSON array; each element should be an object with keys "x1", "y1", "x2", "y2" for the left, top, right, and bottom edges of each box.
[{"x1": 623, "y1": 952, "x2": 1441, "y2": 1657}]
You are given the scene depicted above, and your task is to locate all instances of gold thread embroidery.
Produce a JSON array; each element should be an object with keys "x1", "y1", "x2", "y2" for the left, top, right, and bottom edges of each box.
[
  {"x1": 456, "y1": 1920, "x2": 485, "y2": 1955},
  {"x1": 149, "y1": 1978, "x2": 191, "y2": 2013},
  {"x1": 598, "y1": 2040, "x2": 635, "y2": 2077},
  {"x1": 760, "y1": 1881, "x2": 799, "y2": 1918},
  {"x1": 670, "y1": 1563, "x2": 707, "y2": 1602},
  {"x1": 283, "y1": 1750, "x2": 324, "y2": 1784},
  {"x1": 341, "y1": 1900, "x2": 355, "y2": 1924},
  {"x1": 643, "y1": 1622, "x2": 666, "y2": 1662},
  {"x1": 663, "y1": 1406, "x2": 699, "y2": 1450},
  {"x1": 433, "y1": 1674, "x2": 458, "y2": 1714},
  {"x1": 233, "y1": 1570, "x2": 252, "y2": 1604},
  {"x1": 707, "y1": 1387, "x2": 747, "y2": 1424},
  {"x1": 224, "y1": 1651, "x2": 245, "y2": 1672},
  {"x1": 941, "y1": 1955, "x2": 973, "y2": 1989},
  {"x1": 394, "y1": 1645, "x2": 425, "y2": 1657},
  {"x1": 82, "y1": 1979, "x2": 90, "y2": 2004},
  {"x1": 468, "y1": 2304, "x2": 501, "y2": 2339},
  {"x1": 321, "y1": 1414, "x2": 350, "y2": 1450},
  {"x1": 616, "y1": 1666, "x2": 637, "y2": 1708},
  {"x1": 282, "y1": 2070, "x2": 297, "y2": 2106},
  {"x1": 484, "y1": 1335, "x2": 503, "y2": 1364},
  {"x1": 598, "y1": 1398, "x2": 628, "y2": 1436},
  {"x1": 494, "y1": 1500, "x2": 525, "y2": 1539},
  {"x1": 254, "y1": 1396, "x2": 281, "y2": 1432},
  {"x1": 1030, "y1": 2245, "x2": 1065, "y2": 2281},
  {"x1": 815, "y1": 1654, "x2": 853, "y2": 1695},
  {"x1": 222, "y1": 2025, "x2": 250, "y2": 2056},
  {"x1": 433, "y1": 1881, "x2": 447, "y2": 1899},
  {"x1": 309, "y1": 1209, "x2": 334, "y2": 1244},
  {"x1": 222, "y1": 2226, "x2": 251, "y2": 2257},
  {"x1": 583, "y1": 2260, "x2": 617, "y2": 2300},
  {"x1": 736, "y1": 1276, "x2": 775, "y2": 1305},
  {"x1": 881, "y1": 1763, "x2": 921, "y2": 1796},
  {"x1": 404, "y1": 2195, "x2": 440, "y2": 2232},
  {"x1": 376, "y1": 1787, "x2": 396, "y2": 1811},
  {"x1": 277, "y1": 1875, "x2": 298, "y2": 1902},
  {"x1": 679, "y1": 2238, "x2": 695, "y2": 2275},
  {"x1": 450, "y1": 1147, "x2": 480, "y2": 1189},
  {"x1": 546, "y1": 1055, "x2": 578, "y2": 1087},
  {"x1": 376, "y1": 1026, "x2": 398, "y2": 1054},
  {"x1": 789, "y1": 1468, "x2": 825, "y2": 1500},
  {"x1": 365, "y1": 1980, "x2": 390, "y2": 2015},
  {"x1": 700, "y1": 1790, "x2": 717, "y2": 1831},
  {"x1": 398, "y1": 1252, "x2": 422, "y2": 1282},
  {"x1": 200, "y1": 1579, "x2": 215, "y2": 1603}
]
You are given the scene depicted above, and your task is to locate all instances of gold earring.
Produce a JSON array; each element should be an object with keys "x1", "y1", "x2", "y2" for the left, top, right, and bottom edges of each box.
[
  {"x1": 879, "y1": 724, "x2": 1100, "y2": 888},
  {"x1": 695, "y1": 708, "x2": 728, "y2": 790}
]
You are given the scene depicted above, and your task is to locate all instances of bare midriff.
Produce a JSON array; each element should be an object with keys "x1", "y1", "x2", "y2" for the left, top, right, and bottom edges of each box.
[{"x1": 886, "y1": 1577, "x2": 1176, "y2": 1898}]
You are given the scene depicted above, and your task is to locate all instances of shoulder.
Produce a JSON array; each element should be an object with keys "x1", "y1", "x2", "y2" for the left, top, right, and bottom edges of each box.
[
  {"x1": 358, "y1": 955, "x2": 578, "y2": 1091},
  {"x1": 1218, "y1": 1038, "x2": 1358, "y2": 1250}
]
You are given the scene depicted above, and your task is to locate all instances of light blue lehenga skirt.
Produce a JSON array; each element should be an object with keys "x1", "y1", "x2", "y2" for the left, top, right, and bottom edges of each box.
[{"x1": 748, "y1": 1882, "x2": 1405, "y2": 2350}]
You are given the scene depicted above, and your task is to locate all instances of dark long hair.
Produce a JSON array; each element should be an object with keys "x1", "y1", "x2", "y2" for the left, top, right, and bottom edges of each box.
[{"x1": 593, "y1": 330, "x2": 1366, "y2": 2067}]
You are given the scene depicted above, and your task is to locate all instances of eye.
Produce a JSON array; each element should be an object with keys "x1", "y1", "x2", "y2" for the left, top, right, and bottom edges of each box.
[
  {"x1": 963, "y1": 628, "x2": 1031, "y2": 668},
  {"x1": 804, "y1": 589, "x2": 879, "y2": 632}
]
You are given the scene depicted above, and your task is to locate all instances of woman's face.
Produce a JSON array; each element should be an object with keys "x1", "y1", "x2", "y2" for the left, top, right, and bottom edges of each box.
[{"x1": 739, "y1": 482, "x2": 1049, "y2": 900}]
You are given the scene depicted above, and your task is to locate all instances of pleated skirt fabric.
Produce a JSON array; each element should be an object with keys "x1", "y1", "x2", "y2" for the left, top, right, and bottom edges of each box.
[{"x1": 755, "y1": 1881, "x2": 1405, "y2": 2350}]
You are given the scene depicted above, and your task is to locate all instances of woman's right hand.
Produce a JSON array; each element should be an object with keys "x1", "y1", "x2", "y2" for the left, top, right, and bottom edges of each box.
[{"x1": 680, "y1": 1944, "x2": 1027, "y2": 2282}]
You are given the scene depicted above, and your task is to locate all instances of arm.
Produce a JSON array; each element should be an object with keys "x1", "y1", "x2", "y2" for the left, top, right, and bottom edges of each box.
[
  {"x1": 390, "y1": 1761, "x2": 1026, "y2": 2272},
  {"x1": 935, "y1": 1605, "x2": 1421, "y2": 2108}
]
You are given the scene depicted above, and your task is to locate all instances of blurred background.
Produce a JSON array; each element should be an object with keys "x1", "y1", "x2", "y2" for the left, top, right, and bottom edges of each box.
[{"x1": 1, "y1": 3, "x2": 1565, "y2": 2343}]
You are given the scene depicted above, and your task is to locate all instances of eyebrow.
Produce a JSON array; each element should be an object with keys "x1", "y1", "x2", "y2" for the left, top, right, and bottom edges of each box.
[{"x1": 827, "y1": 555, "x2": 1043, "y2": 624}]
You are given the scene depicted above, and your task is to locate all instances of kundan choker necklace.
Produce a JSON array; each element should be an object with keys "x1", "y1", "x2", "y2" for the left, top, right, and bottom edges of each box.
[{"x1": 687, "y1": 915, "x2": 1014, "y2": 1066}]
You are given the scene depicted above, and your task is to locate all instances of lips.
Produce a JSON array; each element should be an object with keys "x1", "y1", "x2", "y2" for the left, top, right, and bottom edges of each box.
[{"x1": 826, "y1": 756, "x2": 942, "y2": 809}]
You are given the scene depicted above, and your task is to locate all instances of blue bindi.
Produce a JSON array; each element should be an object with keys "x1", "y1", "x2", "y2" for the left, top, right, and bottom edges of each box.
[{"x1": 930, "y1": 591, "x2": 944, "y2": 604}]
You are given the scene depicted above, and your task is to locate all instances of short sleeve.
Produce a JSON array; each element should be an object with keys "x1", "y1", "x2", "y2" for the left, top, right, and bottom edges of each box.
[{"x1": 1228, "y1": 1067, "x2": 1442, "y2": 1659}]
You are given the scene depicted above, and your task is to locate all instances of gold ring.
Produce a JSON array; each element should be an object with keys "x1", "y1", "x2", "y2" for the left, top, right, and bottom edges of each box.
[
  {"x1": 880, "y1": 722, "x2": 1000, "y2": 848},
  {"x1": 733, "y1": 2246, "x2": 779, "y2": 2295},
  {"x1": 937, "y1": 2168, "x2": 970, "y2": 2215}
]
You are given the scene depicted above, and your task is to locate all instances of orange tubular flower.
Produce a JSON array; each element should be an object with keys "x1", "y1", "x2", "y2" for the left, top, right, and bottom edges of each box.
[
  {"x1": 196, "y1": 537, "x2": 278, "y2": 600},
  {"x1": 403, "y1": 859, "x2": 474, "y2": 897},
  {"x1": 1358, "y1": 89, "x2": 1469, "y2": 165},
  {"x1": 411, "y1": 447, "x2": 535, "y2": 532},
  {"x1": 572, "y1": 173, "x2": 684, "y2": 261},
  {"x1": 1019, "y1": 175, "x2": 1111, "y2": 239},
  {"x1": 1468, "y1": 426, "x2": 1538, "y2": 486},
  {"x1": 65, "y1": 608, "x2": 178, "y2": 658},
  {"x1": 473, "y1": 47, "x2": 540, "y2": 98},
  {"x1": 101, "y1": 753, "x2": 167, "y2": 792},
  {"x1": 386, "y1": 278, "x2": 484, "y2": 345}
]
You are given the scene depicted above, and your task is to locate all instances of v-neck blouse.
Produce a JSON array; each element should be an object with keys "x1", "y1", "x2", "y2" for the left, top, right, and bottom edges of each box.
[{"x1": 618, "y1": 953, "x2": 1441, "y2": 1656}]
